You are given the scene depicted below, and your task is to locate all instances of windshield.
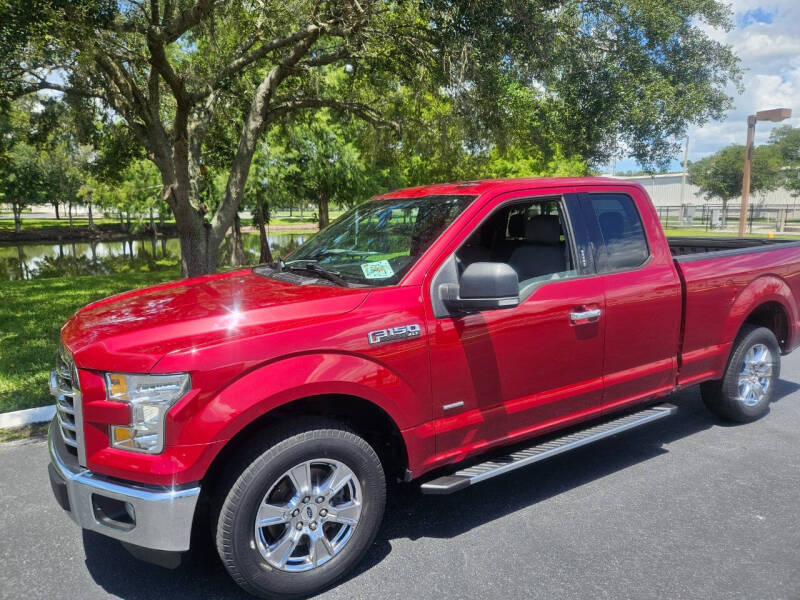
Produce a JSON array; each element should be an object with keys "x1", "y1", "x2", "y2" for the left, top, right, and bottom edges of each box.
[{"x1": 285, "y1": 194, "x2": 477, "y2": 286}]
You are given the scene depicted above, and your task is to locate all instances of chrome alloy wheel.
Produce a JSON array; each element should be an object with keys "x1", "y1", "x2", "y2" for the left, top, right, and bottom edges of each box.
[
  {"x1": 737, "y1": 343, "x2": 774, "y2": 407},
  {"x1": 253, "y1": 459, "x2": 362, "y2": 572}
]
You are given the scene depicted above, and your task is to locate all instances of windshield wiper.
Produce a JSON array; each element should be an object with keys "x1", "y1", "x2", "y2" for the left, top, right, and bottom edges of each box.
[
  {"x1": 310, "y1": 248, "x2": 378, "y2": 259},
  {"x1": 284, "y1": 262, "x2": 349, "y2": 287}
]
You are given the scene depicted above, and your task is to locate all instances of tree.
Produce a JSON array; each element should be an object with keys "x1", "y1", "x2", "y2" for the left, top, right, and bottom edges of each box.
[
  {"x1": 3, "y1": 0, "x2": 741, "y2": 276},
  {"x1": 0, "y1": 101, "x2": 46, "y2": 232},
  {"x1": 2, "y1": 143, "x2": 45, "y2": 232},
  {"x1": 768, "y1": 126, "x2": 800, "y2": 198},
  {"x1": 91, "y1": 158, "x2": 163, "y2": 229},
  {"x1": 275, "y1": 111, "x2": 368, "y2": 229},
  {"x1": 689, "y1": 144, "x2": 782, "y2": 222}
]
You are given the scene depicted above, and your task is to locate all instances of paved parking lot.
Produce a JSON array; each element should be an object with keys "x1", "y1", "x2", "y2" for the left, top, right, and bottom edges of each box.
[{"x1": 2, "y1": 354, "x2": 800, "y2": 600}]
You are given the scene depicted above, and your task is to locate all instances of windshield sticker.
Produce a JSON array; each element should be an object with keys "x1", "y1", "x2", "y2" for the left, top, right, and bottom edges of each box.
[{"x1": 361, "y1": 260, "x2": 394, "y2": 279}]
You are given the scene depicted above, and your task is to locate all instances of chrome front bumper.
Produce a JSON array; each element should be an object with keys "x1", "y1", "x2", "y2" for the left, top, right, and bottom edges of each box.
[{"x1": 47, "y1": 422, "x2": 201, "y2": 553}]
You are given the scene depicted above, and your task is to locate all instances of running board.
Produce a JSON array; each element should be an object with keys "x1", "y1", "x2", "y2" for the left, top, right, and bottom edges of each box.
[{"x1": 420, "y1": 404, "x2": 677, "y2": 495}]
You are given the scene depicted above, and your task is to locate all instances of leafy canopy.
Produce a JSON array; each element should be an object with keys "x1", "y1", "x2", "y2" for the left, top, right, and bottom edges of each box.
[
  {"x1": 689, "y1": 143, "x2": 783, "y2": 204},
  {"x1": 1, "y1": 0, "x2": 741, "y2": 274}
]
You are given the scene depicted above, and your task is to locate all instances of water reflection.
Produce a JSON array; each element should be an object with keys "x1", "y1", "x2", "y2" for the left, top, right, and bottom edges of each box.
[{"x1": 0, "y1": 232, "x2": 308, "y2": 281}]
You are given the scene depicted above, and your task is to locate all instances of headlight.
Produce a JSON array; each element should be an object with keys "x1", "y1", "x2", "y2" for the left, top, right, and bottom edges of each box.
[{"x1": 105, "y1": 372, "x2": 191, "y2": 454}]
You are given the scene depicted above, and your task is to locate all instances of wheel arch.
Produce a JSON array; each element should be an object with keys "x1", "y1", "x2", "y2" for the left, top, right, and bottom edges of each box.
[
  {"x1": 713, "y1": 275, "x2": 798, "y2": 378},
  {"x1": 185, "y1": 352, "x2": 422, "y2": 492},
  {"x1": 742, "y1": 301, "x2": 791, "y2": 351},
  {"x1": 726, "y1": 274, "x2": 797, "y2": 353},
  {"x1": 201, "y1": 392, "x2": 410, "y2": 492}
]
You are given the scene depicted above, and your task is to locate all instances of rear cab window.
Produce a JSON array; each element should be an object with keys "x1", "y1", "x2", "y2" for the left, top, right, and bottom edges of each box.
[{"x1": 583, "y1": 193, "x2": 650, "y2": 272}]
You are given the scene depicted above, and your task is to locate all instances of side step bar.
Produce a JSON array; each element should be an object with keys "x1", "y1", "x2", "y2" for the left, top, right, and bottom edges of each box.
[{"x1": 420, "y1": 404, "x2": 677, "y2": 495}]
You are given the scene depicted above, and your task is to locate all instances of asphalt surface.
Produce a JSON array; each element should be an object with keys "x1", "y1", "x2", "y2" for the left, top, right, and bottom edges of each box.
[{"x1": 2, "y1": 355, "x2": 800, "y2": 600}]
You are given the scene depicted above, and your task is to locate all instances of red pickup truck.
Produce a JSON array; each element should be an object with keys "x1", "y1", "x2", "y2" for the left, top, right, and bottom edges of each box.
[{"x1": 48, "y1": 177, "x2": 800, "y2": 598}]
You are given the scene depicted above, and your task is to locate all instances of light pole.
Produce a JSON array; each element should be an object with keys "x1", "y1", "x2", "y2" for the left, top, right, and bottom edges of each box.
[
  {"x1": 679, "y1": 136, "x2": 689, "y2": 206},
  {"x1": 738, "y1": 108, "x2": 792, "y2": 237}
]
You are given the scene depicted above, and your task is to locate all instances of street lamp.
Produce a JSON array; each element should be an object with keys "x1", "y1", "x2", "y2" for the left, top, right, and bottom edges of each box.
[{"x1": 738, "y1": 108, "x2": 792, "y2": 237}]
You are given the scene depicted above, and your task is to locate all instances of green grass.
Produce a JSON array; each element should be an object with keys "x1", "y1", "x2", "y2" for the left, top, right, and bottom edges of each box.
[
  {"x1": 269, "y1": 217, "x2": 320, "y2": 226},
  {"x1": 0, "y1": 423, "x2": 49, "y2": 443},
  {"x1": 0, "y1": 268, "x2": 180, "y2": 413},
  {"x1": 663, "y1": 228, "x2": 800, "y2": 239},
  {"x1": 266, "y1": 210, "x2": 343, "y2": 226},
  {"x1": 0, "y1": 217, "x2": 179, "y2": 232},
  {"x1": 0, "y1": 218, "x2": 121, "y2": 231}
]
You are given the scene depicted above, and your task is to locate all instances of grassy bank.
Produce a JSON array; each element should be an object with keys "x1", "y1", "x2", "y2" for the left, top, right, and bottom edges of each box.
[
  {"x1": 0, "y1": 218, "x2": 120, "y2": 230},
  {"x1": 0, "y1": 423, "x2": 49, "y2": 442},
  {"x1": 663, "y1": 228, "x2": 800, "y2": 239},
  {"x1": 0, "y1": 268, "x2": 180, "y2": 413}
]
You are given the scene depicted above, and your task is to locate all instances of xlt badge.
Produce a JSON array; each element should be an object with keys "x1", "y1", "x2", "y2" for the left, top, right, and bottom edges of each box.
[{"x1": 368, "y1": 324, "x2": 421, "y2": 345}]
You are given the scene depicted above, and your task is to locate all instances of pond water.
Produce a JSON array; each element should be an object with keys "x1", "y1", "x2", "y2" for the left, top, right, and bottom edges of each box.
[{"x1": 0, "y1": 232, "x2": 310, "y2": 280}]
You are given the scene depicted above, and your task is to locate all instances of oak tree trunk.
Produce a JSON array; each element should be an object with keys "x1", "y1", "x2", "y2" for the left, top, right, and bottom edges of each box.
[
  {"x1": 87, "y1": 195, "x2": 95, "y2": 231},
  {"x1": 255, "y1": 193, "x2": 273, "y2": 264},
  {"x1": 68, "y1": 202, "x2": 73, "y2": 231},
  {"x1": 177, "y1": 221, "x2": 213, "y2": 278},
  {"x1": 317, "y1": 191, "x2": 330, "y2": 229},
  {"x1": 54, "y1": 203, "x2": 60, "y2": 220},
  {"x1": 230, "y1": 212, "x2": 246, "y2": 268},
  {"x1": 12, "y1": 201, "x2": 22, "y2": 233}
]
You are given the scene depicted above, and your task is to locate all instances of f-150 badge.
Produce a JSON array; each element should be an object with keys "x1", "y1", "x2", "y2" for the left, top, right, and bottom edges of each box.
[{"x1": 368, "y1": 324, "x2": 421, "y2": 345}]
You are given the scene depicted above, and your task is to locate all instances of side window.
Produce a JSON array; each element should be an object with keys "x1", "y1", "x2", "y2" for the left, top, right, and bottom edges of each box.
[
  {"x1": 455, "y1": 198, "x2": 577, "y2": 292},
  {"x1": 588, "y1": 194, "x2": 649, "y2": 271}
]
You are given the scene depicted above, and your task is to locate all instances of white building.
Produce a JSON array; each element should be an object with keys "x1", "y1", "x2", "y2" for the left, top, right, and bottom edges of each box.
[{"x1": 611, "y1": 173, "x2": 800, "y2": 209}]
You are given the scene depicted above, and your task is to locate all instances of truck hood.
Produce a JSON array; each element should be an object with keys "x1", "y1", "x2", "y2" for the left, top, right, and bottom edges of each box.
[{"x1": 61, "y1": 269, "x2": 369, "y2": 372}]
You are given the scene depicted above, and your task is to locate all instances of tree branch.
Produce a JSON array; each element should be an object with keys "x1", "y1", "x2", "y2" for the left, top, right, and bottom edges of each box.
[
  {"x1": 5, "y1": 78, "x2": 101, "y2": 100},
  {"x1": 189, "y1": 23, "x2": 324, "y2": 103},
  {"x1": 148, "y1": 34, "x2": 189, "y2": 106},
  {"x1": 298, "y1": 48, "x2": 356, "y2": 68},
  {"x1": 162, "y1": 0, "x2": 216, "y2": 43},
  {"x1": 268, "y1": 97, "x2": 400, "y2": 131},
  {"x1": 208, "y1": 31, "x2": 323, "y2": 242},
  {"x1": 94, "y1": 53, "x2": 149, "y2": 122}
]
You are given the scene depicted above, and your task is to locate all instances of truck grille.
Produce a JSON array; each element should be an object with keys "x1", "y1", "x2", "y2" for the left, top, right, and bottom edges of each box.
[{"x1": 51, "y1": 348, "x2": 82, "y2": 459}]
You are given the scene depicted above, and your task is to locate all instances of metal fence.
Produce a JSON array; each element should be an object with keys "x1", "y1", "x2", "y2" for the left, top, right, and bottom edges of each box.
[{"x1": 656, "y1": 204, "x2": 800, "y2": 235}]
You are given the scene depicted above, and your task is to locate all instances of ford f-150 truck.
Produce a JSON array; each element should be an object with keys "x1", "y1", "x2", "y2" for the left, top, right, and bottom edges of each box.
[{"x1": 48, "y1": 177, "x2": 800, "y2": 598}]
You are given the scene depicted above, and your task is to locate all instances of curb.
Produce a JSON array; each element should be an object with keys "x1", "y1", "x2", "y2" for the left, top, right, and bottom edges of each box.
[{"x1": 0, "y1": 405, "x2": 55, "y2": 429}]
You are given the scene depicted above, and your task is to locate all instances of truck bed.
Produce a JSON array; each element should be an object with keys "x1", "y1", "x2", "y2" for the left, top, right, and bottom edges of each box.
[
  {"x1": 669, "y1": 235, "x2": 800, "y2": 388},
  {"x1": 668, "y1": 236, "x2": 800, "y2": 258}
]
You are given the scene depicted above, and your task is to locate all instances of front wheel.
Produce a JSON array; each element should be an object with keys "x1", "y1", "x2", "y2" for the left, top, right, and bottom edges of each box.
[
  {"x1": 701, "y1": 325, "x2": 781, "y2": 422},
  {"x1": 214, "y1": 421, "x2": 386, "y2": 599}
]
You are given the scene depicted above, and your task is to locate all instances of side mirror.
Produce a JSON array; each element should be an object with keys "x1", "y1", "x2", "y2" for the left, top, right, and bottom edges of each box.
[{"x1": 440, "y1": 262, "x2": 520, "y2": 314}]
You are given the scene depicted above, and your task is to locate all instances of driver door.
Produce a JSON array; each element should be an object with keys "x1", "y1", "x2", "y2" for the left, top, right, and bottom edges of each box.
[{"x1": 427, "y1": 191, "x2": 607, "y2": 463}]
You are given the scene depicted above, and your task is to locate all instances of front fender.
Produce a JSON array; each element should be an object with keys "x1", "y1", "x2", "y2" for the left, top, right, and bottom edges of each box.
[{"x1": 168, "y1": 352, "x2": 422, "y2": 448}]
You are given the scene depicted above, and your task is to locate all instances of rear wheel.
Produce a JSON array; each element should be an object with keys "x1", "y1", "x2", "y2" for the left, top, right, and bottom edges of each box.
[
  {"x1": 701, "y1": 325, "x2": 780, "y2": 422},
  {"x1": 214, "y1": 421, "x2": 386, "y2": 599}
]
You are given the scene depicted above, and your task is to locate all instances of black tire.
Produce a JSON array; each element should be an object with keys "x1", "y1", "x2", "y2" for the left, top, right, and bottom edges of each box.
[
  {"x1": 701, "y1": 325, "x2": 781, "y2": 423},
  {"x1": 214, "y1": 420, "x2": 386, "y2": 599}
]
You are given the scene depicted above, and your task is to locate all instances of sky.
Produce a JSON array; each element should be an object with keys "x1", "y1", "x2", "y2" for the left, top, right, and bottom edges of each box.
[{"x1": 609, "y1": 0, "x2": 800, "y2": 174}]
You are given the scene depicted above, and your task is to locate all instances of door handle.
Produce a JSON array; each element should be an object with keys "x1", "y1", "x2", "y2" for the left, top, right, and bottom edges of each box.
[{"x1": 570, "y1": 308, "x2": 602, "y2": 322}]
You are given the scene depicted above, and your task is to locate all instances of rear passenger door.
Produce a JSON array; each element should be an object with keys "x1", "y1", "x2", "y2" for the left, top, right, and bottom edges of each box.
[{"x1": 578, "y1": 190, "x2": 683, "y2": 412}]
